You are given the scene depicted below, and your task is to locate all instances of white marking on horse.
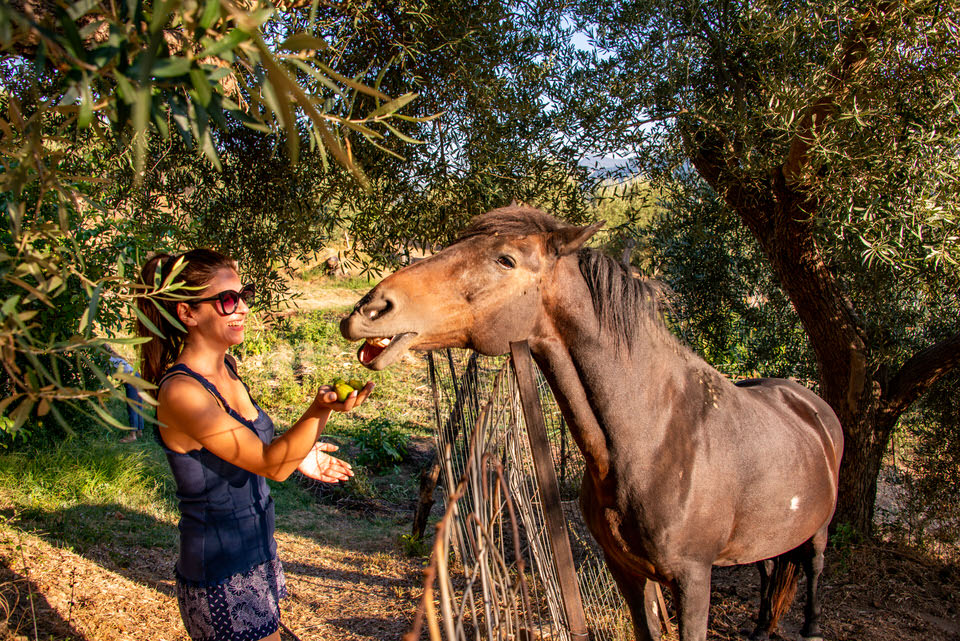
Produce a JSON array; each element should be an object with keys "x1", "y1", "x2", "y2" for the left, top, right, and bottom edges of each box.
[{"x1": 790, "y1": 496, "x2": 800, "y2": 511}]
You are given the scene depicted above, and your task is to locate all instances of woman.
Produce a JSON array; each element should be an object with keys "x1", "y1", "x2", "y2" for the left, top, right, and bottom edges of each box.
[{"x1": 137, "y1": 249, "x2": 371, "y2": 641}]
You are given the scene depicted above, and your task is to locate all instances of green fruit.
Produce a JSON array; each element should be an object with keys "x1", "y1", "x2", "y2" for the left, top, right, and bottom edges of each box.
[
  {"x1": 334, "y1": 378, "x2": 347, "y2": 387},
  {"x1": 348, "y1": 378, "x2": 364, "y2": 390},
  {"x1": 334, "y1": 382, "x2": 355, "y2": 402}
]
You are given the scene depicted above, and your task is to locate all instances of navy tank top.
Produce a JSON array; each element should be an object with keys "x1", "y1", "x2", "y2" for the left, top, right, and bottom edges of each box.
[{"x1": 156, "y1": 360, "x2": 278, "y2": 586}]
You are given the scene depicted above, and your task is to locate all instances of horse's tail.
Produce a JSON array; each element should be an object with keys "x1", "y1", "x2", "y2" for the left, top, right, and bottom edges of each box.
[{"x1": 768, "y1": 556, "x2": 801, "y2": 630}]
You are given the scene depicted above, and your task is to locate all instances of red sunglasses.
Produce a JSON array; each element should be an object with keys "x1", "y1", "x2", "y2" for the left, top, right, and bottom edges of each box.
[{"x1": 193, "y1": 283, "x2": 255, "y2": 315}]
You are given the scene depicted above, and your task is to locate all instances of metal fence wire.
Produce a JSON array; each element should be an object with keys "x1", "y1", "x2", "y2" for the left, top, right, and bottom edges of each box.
[{"x1": 404, "y1": 349, "x2": 632, "y2": 641}]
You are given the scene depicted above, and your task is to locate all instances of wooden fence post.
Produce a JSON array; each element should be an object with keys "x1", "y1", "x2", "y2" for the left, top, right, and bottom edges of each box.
[{"x1": 510, "y1": 340, "x2": 590, "y2": 641}]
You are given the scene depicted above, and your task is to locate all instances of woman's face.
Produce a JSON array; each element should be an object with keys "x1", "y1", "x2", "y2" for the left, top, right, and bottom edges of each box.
[{"x1": 183, "y1": 267, "x2": 250, "y2": 347}]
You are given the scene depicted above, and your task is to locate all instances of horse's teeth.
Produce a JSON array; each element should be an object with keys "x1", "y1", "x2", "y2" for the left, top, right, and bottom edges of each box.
[{"x1": 368, "y1": 337, "x2": 391, "y2": 348}]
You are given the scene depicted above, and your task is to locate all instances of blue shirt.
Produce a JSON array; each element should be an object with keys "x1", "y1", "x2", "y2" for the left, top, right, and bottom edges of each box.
[{"x1": 109, "y1": 355, "x2": 134, "y2": 374}]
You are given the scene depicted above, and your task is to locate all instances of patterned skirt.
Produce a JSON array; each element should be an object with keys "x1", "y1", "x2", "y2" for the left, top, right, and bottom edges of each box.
[{"x1": 176, "y1": 558, "x2": 287, "y2": 641}]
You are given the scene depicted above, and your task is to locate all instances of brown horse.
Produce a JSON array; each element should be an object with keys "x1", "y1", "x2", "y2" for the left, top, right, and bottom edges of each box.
[{"x1": 341, "y1": 205, "x2": 843, "y2": 641}]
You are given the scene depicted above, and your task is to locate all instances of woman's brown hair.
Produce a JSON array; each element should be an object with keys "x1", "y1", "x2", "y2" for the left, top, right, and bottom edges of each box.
[{"x1": 136, "y1": 249, "x2": 236, "y2": 385}]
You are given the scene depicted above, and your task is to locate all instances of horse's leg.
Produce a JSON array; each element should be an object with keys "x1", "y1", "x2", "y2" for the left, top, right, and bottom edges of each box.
[
  {"x1": 799, "y1": 525, "x2": 828, "y2": 641},
  {"x1": 674, "y1": 563, "x2": 712, "y2": 641},
  {"x1": 606, "y1": 563, "x2": 662, "y2": 641},
  {"x1": 751, "y1": 559, "x2": 775, "y2": 640}
]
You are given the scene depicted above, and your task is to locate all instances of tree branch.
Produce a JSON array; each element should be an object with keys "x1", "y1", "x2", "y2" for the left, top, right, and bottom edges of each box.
[
  {"x1": 883, "y1": 330, "x2": 960, "y2": 420},
  {"x1": 782, "y1": 2, "x2": 897, "y2": 186}
]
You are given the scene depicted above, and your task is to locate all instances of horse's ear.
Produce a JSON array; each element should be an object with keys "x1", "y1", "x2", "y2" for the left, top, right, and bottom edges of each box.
[{"x1": 551, "y1": 221, "x2": 605, "y2": 256}]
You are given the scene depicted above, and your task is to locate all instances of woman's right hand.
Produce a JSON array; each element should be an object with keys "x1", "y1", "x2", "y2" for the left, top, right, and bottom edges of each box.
[{"x1": 312, "y1": 382, "x2": 374, "y2": 412}]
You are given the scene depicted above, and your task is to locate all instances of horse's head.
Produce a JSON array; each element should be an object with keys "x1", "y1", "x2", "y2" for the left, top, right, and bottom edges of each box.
[{"x1": 340, "y1": 205, "x2": 602, "y2": 370}]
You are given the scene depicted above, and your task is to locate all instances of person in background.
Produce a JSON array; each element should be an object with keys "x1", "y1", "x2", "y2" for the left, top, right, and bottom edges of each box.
[
  {"x1": 136, "y1": 248, "x2": 372, "y2": 641},
  {"x1": 106, "y1": 346, "x2": 145, "y2": 443}
]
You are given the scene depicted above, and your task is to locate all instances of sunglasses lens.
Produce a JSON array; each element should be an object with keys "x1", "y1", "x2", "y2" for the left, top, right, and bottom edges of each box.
[
  {"x1": 240, "y1": 285, "x2": 255, "y2": 306},
  {"x1": 220, "y1": 291, "x2": 240, "y2": 314}
]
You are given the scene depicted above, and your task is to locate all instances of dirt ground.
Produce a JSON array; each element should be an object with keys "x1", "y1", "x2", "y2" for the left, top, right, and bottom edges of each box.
[
  {"x1": 0, "y1": 502, "x2": 425, "y2": 641},
  {"x1": 706, "y1": 548, "x2": 960, "y2": 641},
  {"x1": 2, "y1": 476, "x2": 958, "y2": 641}
]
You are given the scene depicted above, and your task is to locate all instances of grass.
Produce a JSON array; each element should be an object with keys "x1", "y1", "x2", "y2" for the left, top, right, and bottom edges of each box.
[
  {"x1": 0, "y1": 287, "x2": 436, "y2": 561},
  {"x1": 0, "y1": 420, "x2": 179, "y2": 553},
  {"x1": 239, "y1": 308, "x2": 435, "y2": 439}
]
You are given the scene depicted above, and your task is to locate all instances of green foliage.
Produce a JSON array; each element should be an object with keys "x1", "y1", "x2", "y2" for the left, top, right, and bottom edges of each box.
[
  {"x1": 829, "y1": 521, "x2": 866, "y2": 573},
  {"x1": 0, "y1": 0, "x2": 417, "y2": 179},
  {"x1": 650, "y1": 179, "x2": 817, "y2": 382},
  {"x1": 398, "y1": 532, "x2": 430, "y2": 557},
  {"x1": 588, "y1": 175, "x2": 663, "y2": 271},
  {"x1": 831, "y1": 522, "x2": 866, "y2": 550},
  {"x1": 0, "y1": 221, "x2": 172, "y2": 440},
  {"x1": 571, "y1": 0, "x2": 960, "y2": 269},
  {"x1": 238, "y1": 320, "x2": 284, "y2": 358},
  {"x1": 350, "y1": 417, "x2": 410, "y2": 472},
  {"x1": 891, "y1": 371, "x2": 960, "y2": 551},
  {"x1": 288, "y1": 310, "x2": 341, "y2": 345},
  {"x1": 0, "y1": 0, "x2": 421, "y2": 438}
]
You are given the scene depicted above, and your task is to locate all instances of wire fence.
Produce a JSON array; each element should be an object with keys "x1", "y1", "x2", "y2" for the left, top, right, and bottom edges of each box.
[{"x1": 405, "y1": 349, "x2": 632, "y2": 641}]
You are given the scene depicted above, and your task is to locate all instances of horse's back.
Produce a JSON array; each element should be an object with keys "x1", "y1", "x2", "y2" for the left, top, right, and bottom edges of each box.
[{"x1": 734, "y1": 377, "x2": 843, "y2": 465}]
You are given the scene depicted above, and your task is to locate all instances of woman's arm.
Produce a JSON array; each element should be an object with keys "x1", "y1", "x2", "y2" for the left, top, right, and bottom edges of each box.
[{"x1": 158, "y1": 376, "x2": 373, "y2": 481}]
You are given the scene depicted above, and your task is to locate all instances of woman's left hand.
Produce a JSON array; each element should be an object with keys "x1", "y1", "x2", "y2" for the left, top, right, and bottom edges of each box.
[{"x1": 297, "y1": 442, "x2": 354, "y2": 483}]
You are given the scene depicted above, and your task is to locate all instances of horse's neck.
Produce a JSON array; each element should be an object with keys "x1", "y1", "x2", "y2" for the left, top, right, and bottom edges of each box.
[{"x1": 530, "y1": 262, "x2": 721, "y2": 491}]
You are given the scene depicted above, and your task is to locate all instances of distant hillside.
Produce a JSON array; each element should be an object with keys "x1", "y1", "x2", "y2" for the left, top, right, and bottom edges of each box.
[{"x1": 580, "y1": 155, "x2": 639, "y2": 180}]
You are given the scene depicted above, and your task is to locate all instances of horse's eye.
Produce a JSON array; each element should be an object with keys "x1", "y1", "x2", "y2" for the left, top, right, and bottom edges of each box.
[{"x1": 497, "y1": 255, "x2": 516, "y2": 269}]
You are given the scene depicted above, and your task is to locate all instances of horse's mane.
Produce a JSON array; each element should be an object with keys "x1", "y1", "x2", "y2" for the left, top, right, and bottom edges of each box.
[
  {"x1": 458, "y1": 205, "x2": 667, "y2": 350},
  {"x1": 577, "y1": 250, "x2": 666, "y2": 350}
]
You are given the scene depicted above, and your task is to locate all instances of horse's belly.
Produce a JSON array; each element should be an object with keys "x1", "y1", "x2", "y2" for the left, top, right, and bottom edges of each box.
[{"x1": 717, "y1": 490, "x2": 836, "y2": 565}]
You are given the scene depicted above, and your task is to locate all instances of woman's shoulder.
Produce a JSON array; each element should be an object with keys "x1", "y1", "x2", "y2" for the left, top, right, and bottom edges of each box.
[{"x1": 159, "y1": 372, "x2": 220, "y2": 414}]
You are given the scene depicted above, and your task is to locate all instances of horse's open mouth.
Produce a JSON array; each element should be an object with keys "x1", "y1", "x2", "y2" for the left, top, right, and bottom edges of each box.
[{"x1": 357, "y1": 332, "x2": 418, "y2": 370}]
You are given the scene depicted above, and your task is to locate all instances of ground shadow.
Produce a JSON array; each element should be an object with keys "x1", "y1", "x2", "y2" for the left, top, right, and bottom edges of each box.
[
  {"x1": 10, "y1": 497, "x2": 425, "y2": 601},
  {"x1": 3, "y1": 501, "x2": 179, "y2": 599},
  {"x1": 323, "y1": 615, "x2": 415, "y2": 640},
  {"x1": 280, "y1": 558, "x2": 415, "y2": 591},
  {"x1": 0, "y1": 563, "x2": 87, "y2": 640}
]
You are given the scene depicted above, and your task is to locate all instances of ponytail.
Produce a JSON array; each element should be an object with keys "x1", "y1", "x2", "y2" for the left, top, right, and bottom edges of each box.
[{"x1": 136, "y1": 249, "x2": 236, "y2": 385}]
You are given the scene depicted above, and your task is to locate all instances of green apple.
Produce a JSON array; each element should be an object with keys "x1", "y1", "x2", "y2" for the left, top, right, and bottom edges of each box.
[{"x1": 334, "y1": 382, "x2": 355, "y2": 402}]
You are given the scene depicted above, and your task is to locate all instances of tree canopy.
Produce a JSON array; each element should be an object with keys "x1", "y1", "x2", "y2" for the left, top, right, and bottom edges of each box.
[
  {"x1": 567, "y1": 0, "x2": 960, "y2": 532},
  {"x1": 0, "y1": 0, "x2": 591, "y2": 438}
]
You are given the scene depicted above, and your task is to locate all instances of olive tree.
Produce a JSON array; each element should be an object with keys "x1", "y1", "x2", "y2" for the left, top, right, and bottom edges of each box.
[
  {"x1": 123, "y1": 1, "x2": 594, "y2": 278},
  {"x1": 567, "y1": 0, "x2": 960, "y2": 534},
  {"x1": 0, "y1": 0, "x2": 420, "y2": 436},
  {"x1": 0, "y1": 0, "x2": 590, "y2": 437}
]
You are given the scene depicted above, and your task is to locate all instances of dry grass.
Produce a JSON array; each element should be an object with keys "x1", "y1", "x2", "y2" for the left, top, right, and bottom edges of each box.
[{"x1": 0, "y1": 504, "x2": 426, "y2": 641}]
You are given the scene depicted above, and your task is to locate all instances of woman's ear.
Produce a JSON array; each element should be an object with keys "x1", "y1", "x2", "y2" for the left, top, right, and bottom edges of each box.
[{"x1": 177, "y1": 301, "x2": 199, "y2": 328}]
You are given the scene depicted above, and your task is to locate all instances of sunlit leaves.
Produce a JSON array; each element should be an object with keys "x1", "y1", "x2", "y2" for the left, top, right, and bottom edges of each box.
[{"x1": 2, "y1": 0, "x2": 418, "y2": 182}]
